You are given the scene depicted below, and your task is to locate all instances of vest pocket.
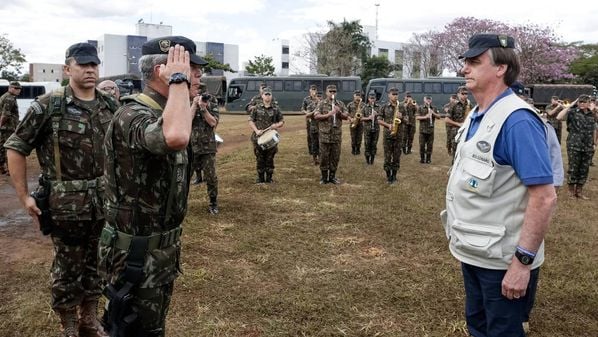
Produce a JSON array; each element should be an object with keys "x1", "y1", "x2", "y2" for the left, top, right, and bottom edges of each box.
[
  {"x1": 460, "y1": 158, "x2": 496, "y2": 197},
  {"x1": 450, "y1": 220, "x2": 505, "y2": 259}
]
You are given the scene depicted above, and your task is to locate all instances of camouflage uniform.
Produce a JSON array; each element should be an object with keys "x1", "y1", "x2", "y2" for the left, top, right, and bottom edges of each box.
[
  {"x1": 403, "y1": 102, "x2": 418, "y2": 154},
  {"x1": 565, "y1": 107, "x2": 595, "y2": 187},
  {"x1": 191, "y1": 96, "x2": 219, "y2": 212},
  {"x1": 442, "y1": 102, "x2": 453, "y2": 154},
  {"x1": 250, "y1": 102, "x2": 284, "y2": 182},
  {"x1": 3, "y1": 85, "x2": 116, "y2": 311},
  {"x1": 418, "y1": 104, "x2": 439, "y2": 163},
  {"x1": 545, "y1": 103, "x2": 563, "y2": 143},
  {"x1": 362, "y1": 101, "x2": 380, "y2": 164},
  {"x1": 346, "y1": 100, "x2": 364, "y2": 155},
  {"x1": 378, "y1": 102, "x2": 404, "y2": 182},
  {"x1": 301, "y1": 95, "x2": 319, "y2": 157},
  {"x1": 447, "y1": 99, "x2": 471, "y2": 157},
  {"x1": 315, "y1": 97, "x2": 346, "y2": 183},
  {"x1": 245, "y1": 93, "x2": 278, "y2": 114},
  {"x1": 0, "y1": 91, "x2": 19, "y2": 171},
  {"x1": 99, "y1": 87, "x2": 191, "y2": 336}
]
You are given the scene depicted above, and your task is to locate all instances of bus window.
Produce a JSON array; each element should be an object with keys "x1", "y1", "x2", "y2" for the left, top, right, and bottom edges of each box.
[
  {"x1": 387, "y1": 82, "x2": 403, "y2": 92},
  {"x1": 342, "y1": 80, "x2": 356, "y2": 93},
  {"x1": 405, "y1": 82, "x2": 423, "y2": 93},
  {"x1": 307, "y1": 80, "x2": 322, "y2": 92},
  {"x1": 443, "y1": 83, "x2": 461, "y2": 94},
  {"x1": 424, "y1": 82, "x2": 442, "y2": 93},
  {"x1": 284, "y1": 80, "x2": 303, "y2": 91},
  {"x1": 247, "y1": 81, "x2": 259, "y2": 92},
  {"x1": 272, "y1": 80, "x2": 283, "y2": 91},
  {"x1": 227, "y1": 86, "x2": 243, "y2": 103}
]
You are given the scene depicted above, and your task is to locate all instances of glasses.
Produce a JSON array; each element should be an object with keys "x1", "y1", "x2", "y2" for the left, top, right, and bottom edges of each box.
[
  {"x1": 264, "y1": 93, "x2": 272, "y2": 96},
  {"x1": 460, "y1": 92, "x2": 468, "y2": 96},
  {"x1": 100, "y1": 87, "x2": 116, "y2": 91},
  {"x1": 328, "y1": 90, "x2": 336, "y2": 93},
  {"x1": 389, "y1": 93, "x2": 398, "y2": 96}
]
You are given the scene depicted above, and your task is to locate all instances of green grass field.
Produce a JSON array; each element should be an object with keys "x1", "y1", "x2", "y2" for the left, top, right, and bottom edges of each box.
[{"x1": 1, "y1": 115, "x2": 596, "y2": 337}]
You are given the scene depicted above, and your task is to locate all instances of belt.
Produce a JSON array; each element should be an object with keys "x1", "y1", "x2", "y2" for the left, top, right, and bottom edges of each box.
[{"x1": 107, "y1": 226, "x2": 182, "y2": 251}]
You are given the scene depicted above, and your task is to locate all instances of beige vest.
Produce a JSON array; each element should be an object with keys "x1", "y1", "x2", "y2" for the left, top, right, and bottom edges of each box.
[{"x1": 441, "y1": 93, "x2": 545, "y2": 270}]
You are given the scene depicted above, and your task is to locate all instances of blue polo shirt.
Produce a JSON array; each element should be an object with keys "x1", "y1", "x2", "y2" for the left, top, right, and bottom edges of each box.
[{"x1": 465, "y1": 89, "x2": 553, "y2": 186}]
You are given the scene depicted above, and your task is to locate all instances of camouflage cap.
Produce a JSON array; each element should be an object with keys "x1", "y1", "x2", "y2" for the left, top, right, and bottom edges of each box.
[
  {"x1": 459, "y1": 34, "x2": 516, "y2": 59},
  {"x1": 457, "y1": 86, "x2": 468, "y2": 94},
  {"x1": 326, "y1": 84, "x2": 337, "y2": 91},
  {"x1": 66, "y1": 42, "x2": 100, "y2": 65},
  {"x1": 142, "y1": 36, "x2": 208, "y2": 65},
  {"x1": 388, "y1": 87, "x2": 399, "y2": 93},
  {"x1": 368, "y1": 91, "x2": 376, "y2": 97},
  {"x1": 353, "y1": 90, "x2": 362, "y2": 96},
  {"x1": 9, "y1": 81, "x2": 21, "y2": 88},
  {"x1": 405, "y1": 91, "x2": 412, "y2": 97},
  {"x1": 262, "y1": 87, "x2": 272, "y2": 94},
  {"x1": 309, "y1": 84, "x2": 318, "y2": 90}
]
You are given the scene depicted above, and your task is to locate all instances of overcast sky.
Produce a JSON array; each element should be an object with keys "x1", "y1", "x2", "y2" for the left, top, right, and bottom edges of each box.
[{"x1": 2, "y1": 0, "x2": 598, "y2": 74}]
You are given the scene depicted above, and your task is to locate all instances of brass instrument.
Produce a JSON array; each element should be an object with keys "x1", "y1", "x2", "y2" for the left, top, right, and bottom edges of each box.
[
  {"x1": 351, "y1": 99, "x2": 362, "y2": 128},
  {"x1": 427, "y1": 104, "x2": 434, "y2": 127},
  {"x1": 390, "y1": 103, "x2": 402, "y2": 137},
  {"x1": 370, "y1": 103, "x2": 378, "y2": 133},
  {"x1": 331, "y1": 94, "x2": 337, "y2": 127}
]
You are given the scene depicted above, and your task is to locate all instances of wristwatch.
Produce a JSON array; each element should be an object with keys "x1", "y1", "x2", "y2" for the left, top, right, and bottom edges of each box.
[
  {"x1": 168, "y1": 73, "x2": 190, "y2": 88},
  {"x1": 514, "y1": 248, "x2": 535, "y2": 265}
]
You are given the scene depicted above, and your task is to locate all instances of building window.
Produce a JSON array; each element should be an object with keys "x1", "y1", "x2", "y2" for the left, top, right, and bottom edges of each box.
[
  {"x1": 42, "y1": 69, "x2": 46, "y2": 73},
  {"x1": 51, "y1": 69, "x2": 54, "y2": 73},
  {"x1": 378, "y1": 48, "x2": 388, "y2": 57},
  {"x1": 282, "y1": 46, "x2": 289, "y2": 54},
  {"x1": 282, "y1": 62, "x2": 289, "y2": 69}
]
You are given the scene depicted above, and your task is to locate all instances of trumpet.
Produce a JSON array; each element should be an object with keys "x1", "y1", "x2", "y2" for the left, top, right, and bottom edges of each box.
[
  {"x1": 427, "y1": 104, "x2": 433, "y2": 127},
  {"x1": 331, "y1": 94, "x2": 337, "y2": 127},
  {"x1": 351, "y1": 100, "x2": 362, "y2": 128},
  {"x1": 390, "y1": 103, "x2": 402, "y2": 137}
]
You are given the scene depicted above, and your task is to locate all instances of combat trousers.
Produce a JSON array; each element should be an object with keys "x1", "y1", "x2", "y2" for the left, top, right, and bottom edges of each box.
[
  {"x1": 364, "y1": 128, "x2": 379, "y2": 157},
  {"x1": 319, "y1": 141, "x2": 341, "y2": 171},
  {"x1": 405, "y1": 123, "x2": 416, "y2": 151},
  {"x1": 309, "y1": 130, "x2": 320, "y2": 156},
  {"x1": 50, "y1": 219, "x2": 104, "y2": 310},
  {"x1": 419, "y1": 132, "x2": 434, "y2": 157},
  {"x1": 548, "y1": 120, "x2": 562, "y2": 144},
  {"x1": 0, "y1": 130, "x2": 13, "y2": 166},
  {"x1": 566, "y1": 148, "x2": 593, "y2": 185},
  {"x1": 306, "y1": 120, "x2": 314, "y2": 155},
  {"x1": 447, "y1": 126, "x2": 459, "y2": 156},
  {"x1": 194, "y1": 153, "x2": 218, "y2": 200},
  {"x1": 253, "y1": 142, "x2": 278, "y2": 174},
  {"x1": 383, "y1": 136, "x2": 401, "y2": 171},
  {"x1": 350, "y1": 124, "x2": 363, "y2": 152}
]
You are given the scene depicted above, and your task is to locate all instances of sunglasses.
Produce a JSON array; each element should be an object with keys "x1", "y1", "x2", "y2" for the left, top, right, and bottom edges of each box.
[
  {"x1": 329, "y1": 90, "x2": 337, "y2": 93},
  {"x1": 389, "y1": 93, "x2": 398, "y2": 96},
  {"x1": 460, "y1": 92, "x2": 468, "y2": 95},
  {"x1": 264, "y1": 93, "x2": 272, "y2": 96}
]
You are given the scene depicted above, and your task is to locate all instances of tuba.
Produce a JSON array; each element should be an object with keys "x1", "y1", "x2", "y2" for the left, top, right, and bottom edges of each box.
[
  {"x1": 351, "y1": 99, "x2": 362, "y2": 128},
  {"x1": 390, "y1": 102, "x2": 402, "y2": 137}
]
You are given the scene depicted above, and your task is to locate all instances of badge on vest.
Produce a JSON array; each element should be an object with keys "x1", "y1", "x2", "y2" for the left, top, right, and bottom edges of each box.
[
  {"x1": 476, "y1": 141, "x2": 491, "y2": 153},
  {"x1": 466, "y1": 177, "x2": 479, "y2": 191}
]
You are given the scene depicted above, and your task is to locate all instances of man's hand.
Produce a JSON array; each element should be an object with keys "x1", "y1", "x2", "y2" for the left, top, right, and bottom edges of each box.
[
  {"x1": 23, "y1": 195, "x2": 41, "y2": 228},
  {"x1": 158, "y1": 44, "x2": 191, "y2": 86},
  {"x1": 501, "y1": 259, "x2": 531, "y2": 300}
]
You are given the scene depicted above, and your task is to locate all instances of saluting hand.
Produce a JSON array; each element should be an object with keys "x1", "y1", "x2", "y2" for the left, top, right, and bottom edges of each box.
[{"x1": 158, "y1": 44, "x2": 191, "y2": 86}]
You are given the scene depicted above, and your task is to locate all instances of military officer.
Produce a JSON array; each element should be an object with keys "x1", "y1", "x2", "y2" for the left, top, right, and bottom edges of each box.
[
  {"x1": 445, "y1": 86, "x2": 472, "y2": 158},
  {"x1": 377, "y1": 87, "x2": 403, "y2": 183},
  {"x1": 416, "y1": 95, "x2": 441, "y2": 164},
  {"x1": 99, "y1": 36, "x2": 206, "y2": 337},
  {"x1": 314, "y1": 84, "x2": 349, "y2": 184},
  {"x1": 544, "y1": 96, "x2": 564, "y2": 143},
  {"x1": 191, "y1": 82, "x2": 220, "y2": 214},
  {"x1": 248, "y1": 87, "x2": 284, "y2": 183},
  {"x1": 0, "y1": 81, "x2": 21, "y2": 175},
  {"x1": 362, "y1": 91, "x2": 380, "y2": 165},
  {"x1": 5, "y1": 43, "x2": 117, "y2": 337},
  {"x1": 301, "y1": 84, "x2": 320, "y2": 165},
  {"x1": 443, "y1": 94, "x2": 458, "y2": 155},
  {"x1": 401, "y1": 92, "x2": 418, "y2": 154},
  {"x1": 346, "y1": 90, "x2": 364, "y2": 155}
]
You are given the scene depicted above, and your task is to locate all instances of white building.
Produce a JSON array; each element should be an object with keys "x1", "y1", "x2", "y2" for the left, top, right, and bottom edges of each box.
[{"x1": 29, "y1": 63, "x2": 64, "y2": 82}]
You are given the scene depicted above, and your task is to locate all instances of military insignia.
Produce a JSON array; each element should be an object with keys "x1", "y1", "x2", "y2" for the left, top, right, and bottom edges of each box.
[
  {"x1": 476, "y1": 141, "x2": 491, "y2": 153},
  {"x1": 159, "y1": 39, "x2": 171, "y2": 52},
  {"x1": 498, "y1": 35, "x2": 508, "y2": 48},
  {"x1": 66, "y1": 106, "x2": 82, "y2": 116},
  {"x1": 467, "y1": 178, "x2": 479, "y2": 191}
]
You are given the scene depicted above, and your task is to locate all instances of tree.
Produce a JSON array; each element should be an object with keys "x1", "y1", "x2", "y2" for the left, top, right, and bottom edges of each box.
[
  {"x1": 405, "y1": 31, "x2": 443, "y2": 78},
  {"x1": 245, "y1": 54, "x2": 275, "y2": 76},
  {"x1": 361, "y1": 55, "x2": 398, "y2": 91},
  {"x1": 569, "y1": 44, "x2": 598, "y2": 87},
  {"x1": 314, "y1": 19, "x2": 371, "y2": 76},
  {"x1": 201, "y1": 53, "x2": 236, "y2": 75},
  {"x1": 0, "y1": 34, "x2": 26, "y2": 76},
  {"x1": 418, "y1": 17, "x2": 579, "y2": 83}
]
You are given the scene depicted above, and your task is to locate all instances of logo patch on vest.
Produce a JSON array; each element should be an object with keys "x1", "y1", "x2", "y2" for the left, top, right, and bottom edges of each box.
[
  {"x1": 467, "y1": 178, "x2": 479, "y2": 191},
  {"x1": 476, "y1": 141, "x2": 491, "y2": 153}
]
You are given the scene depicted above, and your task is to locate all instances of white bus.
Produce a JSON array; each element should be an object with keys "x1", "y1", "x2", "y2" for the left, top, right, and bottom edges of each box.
[{"x1": 0, "y1": 80, "x2": 62, "y2": 119}]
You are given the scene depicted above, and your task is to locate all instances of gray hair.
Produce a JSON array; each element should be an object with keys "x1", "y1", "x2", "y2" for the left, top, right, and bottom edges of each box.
[{"x1": 138, "y1": 54, "x2": 168, "y2": 81}]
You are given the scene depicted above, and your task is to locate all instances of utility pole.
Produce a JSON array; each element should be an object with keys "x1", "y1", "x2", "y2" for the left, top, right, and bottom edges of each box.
[{"x1": 375, "y1": 3, "x2": 380, "y2": 41}]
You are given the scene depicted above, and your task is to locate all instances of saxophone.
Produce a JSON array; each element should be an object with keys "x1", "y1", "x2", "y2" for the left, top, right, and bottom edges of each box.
[
  {"x1": 351, "y1": 99, "x2": 362, "y2": 128},
  {"x1": 390, "y1": 102, "x2": 402, "y2": 137}
]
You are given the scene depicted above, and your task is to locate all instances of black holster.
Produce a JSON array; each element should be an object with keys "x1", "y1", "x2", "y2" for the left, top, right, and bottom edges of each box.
[{"x1": 30, "y1": 175, "x2": 53, "y2": 235}]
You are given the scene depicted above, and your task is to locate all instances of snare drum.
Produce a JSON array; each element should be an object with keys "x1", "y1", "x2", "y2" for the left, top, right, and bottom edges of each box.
[{"x1": 257, "y1": 129, "x2": 280, "y2": 150}]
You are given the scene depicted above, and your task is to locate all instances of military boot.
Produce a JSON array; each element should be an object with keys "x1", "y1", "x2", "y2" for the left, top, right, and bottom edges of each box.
[
  {"x1": 390, "y1": 170, "x2": 398, "y2": 184},
  {"x1": 426, "y1": 154, "x2": 431, "y2": 164},
  {"x1": 356, "y1": 146, "x2": 361, "y2": 155},
  {"x1": 209, "y1": 196, "x2": 219, "y2": 214},
  {"x1": 576, "y1": 185, "x2": 590, "y2": 200},
  {"x1": 256, "y1": 172, "x2": 265, "y2": 184},
  {"x1": 57, "y1": 307, "x2": 79, "y2": 337},
  {"x1": 320, "y1": 170, "x2": 329, "y2": 184},
  {"x1": 420, "y1": 153, "x2": 425, "y2": 163},
  {"x1": 265, "y1": 172, "x2": 273, "y2": 183},
  {"x1": 329, "y1": 171, "x2": 339, "y2": 184},
  {"x1": 370, "y1": 155, "x2": 375, "y2": 164},
  {"x1": 385, "y1": 170, "x2": 392, "y2": 183},
  {"x1": 79, "y1": 300, "x2": 107, "y2": 337},
  {"x1": 567, "y1": 184, "x2": 576, "y2": 198}
]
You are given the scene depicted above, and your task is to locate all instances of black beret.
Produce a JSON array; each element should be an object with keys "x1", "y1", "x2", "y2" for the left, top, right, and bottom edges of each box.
[
  {"x1": 459, "y1": 34, "x2": 515, "y2": 59},
  {"x1": 142, "y1": 36, "x2": 207, "y2": 66}
]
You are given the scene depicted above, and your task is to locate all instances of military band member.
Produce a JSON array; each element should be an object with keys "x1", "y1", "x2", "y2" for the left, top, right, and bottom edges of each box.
[
  {"x1": 191, "y1": 83, "x2": 220, "y2": 214},
  {"x1": 249, "y1": 87, "x2": 284, "y2": 183},
  {"x1": 544, "y1": 96, "x2": 564, "y2": 144},
  {"x1": 362, "y1": 91, "x2": 380, "y2": 165},
  {"x1": 302, "y1": 84, "x2": 320, "y2": 165},
  {"x1": 246, "y1": 82, "x2": 278, "y2": 114},
  {"x1": 377, "y1": 87, "x2": 404, "y2": 184},
  {"x1": 346, "y1": 90, "x2": 365, "y2": 155},
  {"x1": 445, "y1": 86, "x2": 472, "y2": 158},
  {"x1": 402, "y1": 92, "x2": 418, "y2": 154},
  {"x1": 0, "y1": 81, "x2": 21, "y2": 175},
  {"x1": 6, "y1": 43, "x2": 116, "y2": 337},
  {"x1": 443, "y1": 94, "x2": 458, "y2": 155},
  {"x1": 314, "y1": 84, "x2": 349, "y2": 184},
  {"x1": 416, "y1": 95, "x2": 441, "y2": 164}
]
